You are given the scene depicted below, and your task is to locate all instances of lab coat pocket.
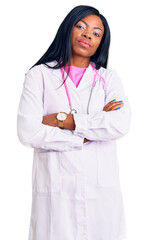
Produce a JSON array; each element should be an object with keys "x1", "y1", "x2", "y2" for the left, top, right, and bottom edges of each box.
[
  {"x1": 34, "y1": 151, "x2": 61, "y2": 193},
  {"x1": 97, "y1": 141, "x2": 120, "y2": 187}
]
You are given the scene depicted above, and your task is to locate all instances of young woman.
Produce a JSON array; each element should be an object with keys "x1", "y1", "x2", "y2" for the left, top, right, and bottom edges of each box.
[{"x1": 17, "y1": 5, "x2": 131, "y2": 240}]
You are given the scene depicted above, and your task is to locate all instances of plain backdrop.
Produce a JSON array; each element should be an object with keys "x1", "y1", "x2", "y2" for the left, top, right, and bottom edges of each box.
[{"x1": 0, "y1": 0, "x2": 149, "y2": 239}]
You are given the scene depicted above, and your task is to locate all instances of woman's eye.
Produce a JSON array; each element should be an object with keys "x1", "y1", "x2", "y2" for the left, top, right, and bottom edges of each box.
[
  {"x1": 93, "y1": 32, "x2": 100, "y2": 37},
  {"x1": 76, "y1": 25, "x2": 84, "y2": 30}
]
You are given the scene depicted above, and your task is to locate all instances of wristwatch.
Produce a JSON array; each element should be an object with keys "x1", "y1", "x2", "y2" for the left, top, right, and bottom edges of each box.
[{"x1": 56, "y1": 112, "x2": 67, "y2": 129}]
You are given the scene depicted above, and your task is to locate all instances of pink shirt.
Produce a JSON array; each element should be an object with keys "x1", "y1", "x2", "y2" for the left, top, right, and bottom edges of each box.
[{"x1": 64, "y1": 66, "x2": 87, "y2": 87}]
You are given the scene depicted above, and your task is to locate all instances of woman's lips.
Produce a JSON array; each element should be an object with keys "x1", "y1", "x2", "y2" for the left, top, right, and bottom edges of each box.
[{"x1": 78, "y1": 40, "x2": 91, "y2": 48}]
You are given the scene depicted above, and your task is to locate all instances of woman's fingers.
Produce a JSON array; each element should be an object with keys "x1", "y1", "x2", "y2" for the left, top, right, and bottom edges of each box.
[
  {"x1": 107, "y1": 102, "x2": 124, "y2": 111},
  {"x1": 103, "y1": 100, "x2": 115, "y2": 111},
  {"x1": 83, "y1": 138, "x2": 91, "y2": 143},
  {"x1": 108, "y1": 102, "x2": 124, "y2": 111},
  {"x1": 103, "y1": 100, "x2": 124, "y2": 112}
]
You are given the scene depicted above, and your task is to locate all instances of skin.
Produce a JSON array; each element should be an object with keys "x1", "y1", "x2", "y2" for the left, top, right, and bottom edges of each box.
[
  {"x1": 69, "y1": 14, "x2": 105, "y2": 68},
  {"x1": 42, "y1": 14, "x2": 124, "y2": 143}
]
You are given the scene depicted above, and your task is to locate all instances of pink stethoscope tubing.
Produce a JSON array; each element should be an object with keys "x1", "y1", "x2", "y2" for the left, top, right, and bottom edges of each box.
[{"x1": 60, "y1": 63, "x2": 107, "y2": 114}]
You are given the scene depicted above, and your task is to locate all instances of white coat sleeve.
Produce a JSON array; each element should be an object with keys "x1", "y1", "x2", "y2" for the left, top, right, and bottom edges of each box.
[
  {"x1": 17, "y1": 69, "x2": 84, "y2": 151},
  {"x1": 73, "y1": 69, "x2": 131, "y2": 141}
]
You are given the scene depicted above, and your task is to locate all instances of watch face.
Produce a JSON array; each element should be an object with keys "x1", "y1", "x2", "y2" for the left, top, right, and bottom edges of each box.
[{"x1": 57, "y1": 112, "x2": 67, "y2": 121}]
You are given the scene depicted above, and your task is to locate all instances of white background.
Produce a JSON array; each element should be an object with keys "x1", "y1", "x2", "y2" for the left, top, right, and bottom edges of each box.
[{"x1": 0, "y1": 0, "x2": 149, "y2": 239}]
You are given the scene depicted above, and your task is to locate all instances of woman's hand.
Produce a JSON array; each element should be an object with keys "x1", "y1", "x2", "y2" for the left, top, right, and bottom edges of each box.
[
  {"x1": 64, "y1": 114, "x2": 76, "y2": 130},
  {"x1": 83, "y1": 100, "x2": 124, "y2": 143},
  {"x1": 83, "y1": 138, "x2": 90, "y2": 143},
  {"x1": 103, "y1": 100, "x2": 124, "y2": 112}
]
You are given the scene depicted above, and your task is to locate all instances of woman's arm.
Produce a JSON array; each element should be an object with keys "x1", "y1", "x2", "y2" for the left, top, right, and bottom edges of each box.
[
  {"x1": 42, "y1": 113, "x2": 90, "y2": 143},
  {"x1": 42, "y1": 100, "x2": 124, "y2": 142},
  {"x1": 17, "y1": 69, "x2": 84, "y2": 151},
  {"x1": 42, "y1": 113, "x2": 75, "y2": 130},
  {"x1": 41, "y1": 69, "x2": 131, "y2": 142},
  {"x1": 72, "y1": 70, "x2": 131, "y2": 141}
]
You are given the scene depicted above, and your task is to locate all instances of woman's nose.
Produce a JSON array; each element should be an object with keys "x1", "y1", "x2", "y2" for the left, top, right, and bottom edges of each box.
[{"x1": 81, "y1": 32, "x2": 91, "y2": 40}]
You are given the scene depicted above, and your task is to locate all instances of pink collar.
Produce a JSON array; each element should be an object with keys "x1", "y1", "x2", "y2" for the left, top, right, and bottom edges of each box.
[{"x1": 64, "y1": 65, "x2": 87, "y2": 87}]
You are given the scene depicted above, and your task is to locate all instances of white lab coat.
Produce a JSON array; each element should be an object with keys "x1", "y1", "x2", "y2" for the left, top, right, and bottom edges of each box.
[{"x1": 17, "y1": 60, "x2": 131, "y2": 240}]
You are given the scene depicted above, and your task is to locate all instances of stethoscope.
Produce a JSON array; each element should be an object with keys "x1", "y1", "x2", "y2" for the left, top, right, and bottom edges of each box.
[{"x1": 60, "y1": 62, "x2": 107, "y2": 114}]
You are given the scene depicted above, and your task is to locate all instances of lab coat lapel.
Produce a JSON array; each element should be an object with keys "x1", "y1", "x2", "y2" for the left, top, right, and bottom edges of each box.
[
  {"x1": 49, "y1": 62, "x2": 94, "y2": 91},
  {"x1": 63, "y1": 64, "x2": 94, "y2": 92},
  {"x1": 50, "y1": 66, "x2": 76, "y2": 90},
  {"x1": 77, "y1": 64, "x2": 94, "y2": 91}
]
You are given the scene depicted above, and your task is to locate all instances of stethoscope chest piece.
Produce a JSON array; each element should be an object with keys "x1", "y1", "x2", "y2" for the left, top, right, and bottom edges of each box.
[
  {"x1": 66, "y1": 108, "x2": 77, "y2": 114},
  {"x1": 71, "y1": 109, "x2": 77, "y2": 114}
]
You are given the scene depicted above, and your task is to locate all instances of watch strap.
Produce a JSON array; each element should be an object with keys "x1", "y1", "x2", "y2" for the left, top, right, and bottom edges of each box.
[{"x1": 57, "y1": 120, "x2": 64, "y2": 129}]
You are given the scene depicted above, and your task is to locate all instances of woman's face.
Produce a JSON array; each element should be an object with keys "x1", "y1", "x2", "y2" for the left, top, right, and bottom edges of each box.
[{"x1": 71, "y1": 14, "x2": 104, "y2": 59}]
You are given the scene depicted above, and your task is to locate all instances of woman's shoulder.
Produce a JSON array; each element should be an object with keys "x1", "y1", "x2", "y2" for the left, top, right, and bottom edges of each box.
[
  {"x1": 98, "y1": 66, "x2": 121, "y2": 83},
  {"x1": 90, "y1": 62, "x2": 118, "y2": 77},
  {"x1": 25, "y1": 60, "x2": 57, "y2": 76},
  {"x1": 98, "y1": 66, "x2": 118, "y2": 77},
  {"x1": 102, "y1": 70, "x2": 125, "y2": 96},
  {"x1": 95, "y1": 66, "x2": 123, "y2": 90}
]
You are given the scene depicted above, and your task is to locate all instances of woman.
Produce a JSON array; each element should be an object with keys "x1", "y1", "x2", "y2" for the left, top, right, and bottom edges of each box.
[{"x1": 17, "y1": 5, "x2": 131, "y2": 240}]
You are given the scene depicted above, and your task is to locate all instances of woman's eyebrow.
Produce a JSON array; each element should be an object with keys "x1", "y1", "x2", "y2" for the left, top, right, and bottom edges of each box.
[{"x1": 80, "y1": 19, "x2": 103, "y2": 32}]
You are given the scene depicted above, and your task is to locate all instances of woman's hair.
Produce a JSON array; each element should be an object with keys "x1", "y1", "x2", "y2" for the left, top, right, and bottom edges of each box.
[{"x1": 30, "y1": 5, "x2": 110, "y2": 70}]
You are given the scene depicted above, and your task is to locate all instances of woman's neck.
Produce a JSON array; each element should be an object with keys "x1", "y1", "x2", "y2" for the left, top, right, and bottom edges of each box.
[{"x1": 66, "y1": 56, "x2": 90, "y2": 68}]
